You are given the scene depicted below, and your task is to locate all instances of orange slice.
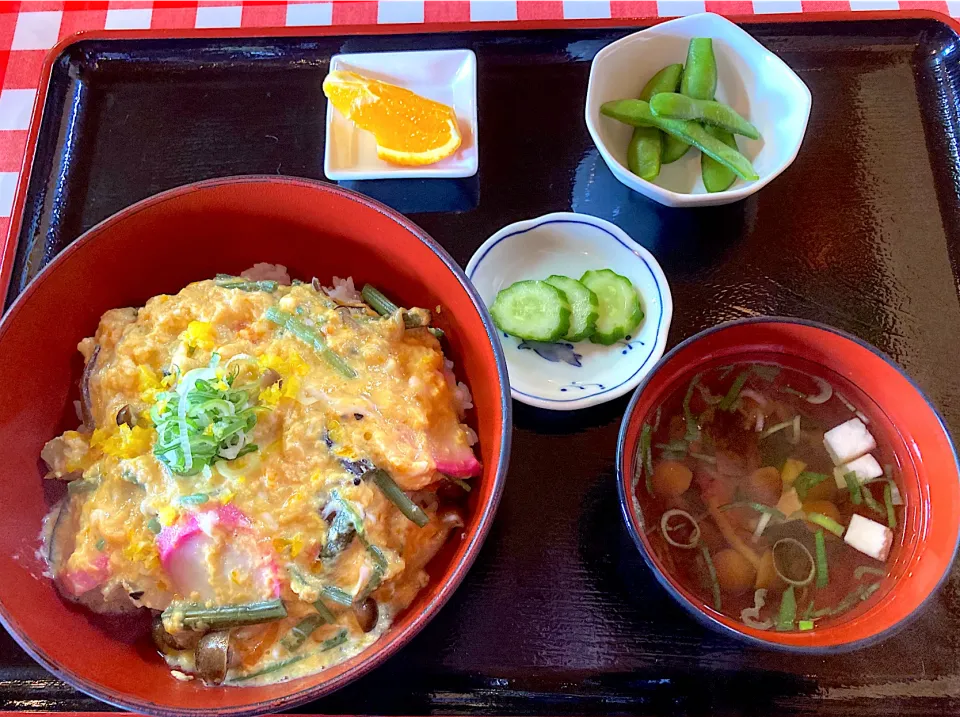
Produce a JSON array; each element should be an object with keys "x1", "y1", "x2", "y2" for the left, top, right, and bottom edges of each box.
[{"x1": 323, "y1": 70, "x2": 462, "y2": 167}]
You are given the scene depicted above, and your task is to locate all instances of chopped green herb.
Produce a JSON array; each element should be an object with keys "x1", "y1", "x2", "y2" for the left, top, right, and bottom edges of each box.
[
  {"x1": 861, "y1": 483, "x2": 885, "y2": 516},
  {"x1": 179, "y1": 493, "x2": 209, "y2": 505},
  {"x1": 700, "y1": 544, "x2": 721, "y2": 611},
  {"x1": 883, "y1": 482, "x2": 897, "y2": 529},
  {"x1": 655, "y1": 440, "x2": 689, "y2": 453},
  {"x1": 281, "y1": 614, "x2": 325, "y2": 651},
  {"x1": 95, "y1": 538, "x2": 106, "y2": 551},
  {"x1": 265, "y1": 306, "x2": 356, "y2": 379},
  {"x1": 854, "y1": 566, "x2": 886, "y2": 581},
  {"x1": 322, "y1": 586, "x2": 354, "y2": 607},
  {"x1": 798, "y1": 620, "x2": 814, "y2": 631},
  {"x1": 215, "y1": 276, "x2": 278, "y2": 292},
  {"x1": 806, "y1": 512, "x2": 845, "y2": 538},
  {"x1": 690, "y1": 452, "x2": 717, "y2": 464},
  {"x1": 320, "y1": 628, "x2": 349, "y2": 651},
  {"x1": 843, "y1": 471, "x2": 862, "y2": 505},
  {"x1": 313, "y1": 599, "x2": 336, "y2": 623},
  {"x1": 719, "y1": 371, "x2": 749, "y2": 411},
  {"x1": 814, "y1": 530, "x2": 829, "y2": 589},
  {"x1": 794, "y1": 471, "x2": 829, "y2": 501},
  {"x1": 776, "y1": 585, "x2": 797, "y2": 631},
  {"x1": 683, "y1": 374, "x2": 702, "y2": 441},
  {"x1": 781, "y1": 386, "x2": 807, "y2": 399}
]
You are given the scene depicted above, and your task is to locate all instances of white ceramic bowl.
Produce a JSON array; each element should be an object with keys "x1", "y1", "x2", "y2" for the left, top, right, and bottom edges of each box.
[
  {"x1": 466, "y1": 212, "x2": 672, "y2": 411},
  {"x1": 585, "y1": 13, "x2": 812, "y2": 208},
  {"x1": 324, "y1": 49, "x2": 478, "y2": 180}
]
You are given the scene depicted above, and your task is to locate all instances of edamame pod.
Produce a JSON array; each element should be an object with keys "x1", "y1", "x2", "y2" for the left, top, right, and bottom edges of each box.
[
  {"x1": 639, "y1": 63, "x2": 683, "y2": 101},
  {"x1": 629, "y1": 63, "x2": 682, "y2": 180},
  {"x1": 701, "y1": 126, "x2": 738, "y2": 192},
  {"x1": 650, "y1": 93, "x2": 760, "y2": 140},
  {"x1": 627, "y1": 126, "x2": 663, "y2": 180},
  {"x1": 680, "y1": 38, "x2": 717, "y2": 101},
  {"x1": 600, "y1": 99, "x2": 759, "y2": 181}
]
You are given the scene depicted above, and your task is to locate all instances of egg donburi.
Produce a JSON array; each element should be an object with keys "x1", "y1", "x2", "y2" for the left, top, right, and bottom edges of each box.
[{"x1": 40, "y1": 265, "x2": 480, "y2": 686}]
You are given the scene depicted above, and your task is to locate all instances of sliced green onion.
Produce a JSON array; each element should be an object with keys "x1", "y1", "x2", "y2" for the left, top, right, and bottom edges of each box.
[
  {"x1": 794, "y1": 472, "x2": 828, "y2": 501},
  {"x1": 719, "y1": 371, "x2": 749, "y2": 411},
  {"x1": 683, "y1": 374, "x2": 702, "y2": 441},
  {"x1": 214, "y1": 277, "x2": 278, "y2": 292},
  {"x1": 690, "y1": 452, "x2": 717, "y2": 464},
  {"x1": 640, "y1": 423, "x2": 653, "y2": 495},
  {"x1": 860, "y1": 483, "x2": 884, "y2": 515},
  {"x1": 791, "y1": 415, "x2": 801, "y2": 444},
  {"x1": 806, "y1": 512, "x2": 845, "y2": 538},
  {"x1": 753, "y1": 511, "x2": 773, "y2": 540},
  {"x1": 229, "y1": 654, "x2": 307, "y2": 683},
  {"x1": 854, "y1": 565, "x2": 886, "y2": 581},
  {"x1": 717, "y1": 364, "x2": 735, "y2": 380},
  {"x1": 814, "y1": 529, "x2": 829, "y2": 589},
  {"x1": 313, "y1": 599, "x2": 336, "y2": 623},
  {"x1": 265, "y1": 306, "x2": 356, "y2": 379},
  {"x1": 95, "y1": 538, "x2": 106, "y2": 551},
  {"x1": 844, "y1": 471, "x2": 862, "y2": 505},
  {"x1": 798, "y1": 619, "x2": 814, "y2": 631},
  {"x1": 652, "y1": 406, "x2": 662, "y2": 432},
  {"x1": 361, "y1": 285, "x2": 425, "y2": 328},
  {"x1": 660, "y1": 509, "x2": 701, "y2": 549},
  {"x1": 369, "y1": 468, "x2": 429, "y2": 527},
  {"x1": 320, "y1": 628, "x2": 349, "y2": 651},
  {"x1": 760, "y1": 420, "x2": 794, "y2": 440},
  {"x1": 281, "y1": 614, "x2": 326, "y2": 651},
  {"x1": 719, "y1": 501, "x2": 785, "y2": 521},
  {"x1": 164, "y1": 599, "x2": 287, "y2": 630},
  {"x1": 781, "y1": 386, "x2": 807, "y2": 399},
  {"x1": 776, "y1": 584, "x2": 797, "y2": 631},
  {"x1": 322, "y1": 586, "x2": 354, "y2": 607},
  {"x1": 883, "y1": 482, "x2": 897, "y2": 529},
  {"x1": 802, "y1": 600, "x2": 815, "y2": 620},
  {"x1": 179, "y1": 493, "x2": 209, "y2": 505},
  {"x1": 701, "y1": 544, "x2": 721, "y2": 611}
]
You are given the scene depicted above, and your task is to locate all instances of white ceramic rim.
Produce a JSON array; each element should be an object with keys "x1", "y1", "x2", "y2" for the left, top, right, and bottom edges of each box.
[{"x1": 465, "y1": 211, "x2": 674, "y2": 411}]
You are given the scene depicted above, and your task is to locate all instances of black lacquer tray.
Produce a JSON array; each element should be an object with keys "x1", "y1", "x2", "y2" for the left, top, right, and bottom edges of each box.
[{"x1": 5, "y1": 13, "x2": 960, "y2": 716}]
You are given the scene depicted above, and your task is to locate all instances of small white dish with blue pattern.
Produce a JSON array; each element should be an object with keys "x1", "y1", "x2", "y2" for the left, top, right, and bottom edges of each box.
[{"x1": 466, "y1": 212, "x2": 673, "y2": 411}]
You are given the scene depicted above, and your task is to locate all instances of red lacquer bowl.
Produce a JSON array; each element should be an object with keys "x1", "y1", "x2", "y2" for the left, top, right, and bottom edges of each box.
[
  {"x1": 0, "y1": 177, "x2": 511, "y2": 714},
  {"x1": 617, "y1": 317, "x2": 960, "y2": 651}
]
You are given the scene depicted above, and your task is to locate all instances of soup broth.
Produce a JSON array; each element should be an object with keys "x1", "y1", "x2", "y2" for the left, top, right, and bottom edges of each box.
[{"x1": 633, "y1": 361, "x2": 904, "y2": 632}]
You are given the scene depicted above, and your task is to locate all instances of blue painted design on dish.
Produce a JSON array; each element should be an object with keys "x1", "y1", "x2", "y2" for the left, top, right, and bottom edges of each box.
[
  {"x1": 619, "y1": 334, "x2": 645, "y2": 355},
  {"x1": 560, "y1": 381, "x2": 605, "y2": 393},
  {"x1": 517, "y1": 340, "x2": 583, "y2": 367},
  {"x1": 468, "y1": 218, "x2": 664, "y2": 405}
]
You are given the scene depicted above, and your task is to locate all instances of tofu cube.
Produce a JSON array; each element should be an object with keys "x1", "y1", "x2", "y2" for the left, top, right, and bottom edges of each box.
[
  {"x1": 844, "y1": 513, "x2": 893, "y2": 562},
  {"x1": 832, "y1": 453, "x2": 884, "y2": 488},
  {"x1": 823, "y1": 418, "x2": 876, "y2": 466}
]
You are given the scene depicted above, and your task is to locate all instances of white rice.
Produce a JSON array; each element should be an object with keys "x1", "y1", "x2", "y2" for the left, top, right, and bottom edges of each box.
[
  {"x1": 323, "y1": 276, "x2": 362, "y2": 304},
  {"x1": 241, "y1": 263, "x2": 291, "y2": 285},
  {"x1": 443, "y1": 358, "x2": 474, "y2": 417}
]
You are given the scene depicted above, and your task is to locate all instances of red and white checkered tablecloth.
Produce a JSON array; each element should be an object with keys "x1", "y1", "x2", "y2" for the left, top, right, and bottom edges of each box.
[{"x1": 0, "y1": 0, "x2": 951, "y2": 242}]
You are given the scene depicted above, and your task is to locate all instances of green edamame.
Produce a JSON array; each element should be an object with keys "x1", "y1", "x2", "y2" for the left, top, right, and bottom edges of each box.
[
  {"x1": 701, "y1": 126, "x2": 738, "y2": 192},
  {"x1": 639, "y1": 63, "x2": 683, "y2": 102},
  {"x1": 650, "y1": 93, "x2": 760, "y2": 140},
  {"x1": 662, "y1": 134, "x2": 691, "y2": 164},
  {"x1": 628, "y1": 63, "x2": 681, "y2": 180},
  {"x1": 680, "y1": 38, "x2": 717, "y2": 101},
  {"x1": 600, "y1": 99, "x2": 759, "y2": 181},
  {"x1": 627, "y1": 126, "x2": 662, "y2": 180}
]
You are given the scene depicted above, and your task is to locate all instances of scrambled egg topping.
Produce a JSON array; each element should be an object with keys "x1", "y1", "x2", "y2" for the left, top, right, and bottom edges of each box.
[{"x1": 41, "y1": 278, "x2": 477, "y2": 685}]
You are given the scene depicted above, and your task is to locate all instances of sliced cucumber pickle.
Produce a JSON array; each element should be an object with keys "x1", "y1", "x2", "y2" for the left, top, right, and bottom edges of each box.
[
  {"x1": 544, "y1": 275, "x2": 599, "y2": 342},
  {"x1": 580, "y1": 269, "x2": 644, "y2": 345},
  {"x1": 490, "y1": 280, "x2": 571, "y2": 342}
]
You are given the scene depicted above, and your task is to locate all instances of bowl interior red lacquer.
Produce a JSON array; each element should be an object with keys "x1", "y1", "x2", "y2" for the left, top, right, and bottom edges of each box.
[
  {"x1": 0, "y1": 177, "x2": 510, "y2": 715},
  {"x1": 618, "y1": 318, "x2": 960, "y2": 651}
]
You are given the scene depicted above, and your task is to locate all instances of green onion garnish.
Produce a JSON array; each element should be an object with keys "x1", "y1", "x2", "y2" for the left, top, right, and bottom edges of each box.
[
  {"x1": 700, "y1": 544, "x2": 721, "y2": 611},
  {"x1": 361, "y1": 284, "x2": 426, "y2": 329},
  {"x1": 798, "y1": 619, "x2": 814, "y2": 631},
  {"x1": 214, "y1": 276, "x2": 278, "y2": 292},
  {"x1": 655, "y1": 440, "x2": 689, "y2": 454},
  {"x1": 854, "y1": 565, "x2": 886, "y2": 581},
  {"x1": 264, "y1": 306, "x2": 356, "y2": 379},
  {"x1": 861, "y1": 483, "x2": 885, "y2": 516},
  {"x1": 640, "y1": 423, "x2": 653, "y2": 495},
  {"x1": 151, "y1": 356, "x2": 260, "y2": 477},
  {"x1": 719, "y1": 371, "x2": 749, "y2": 411},
  {"x1": 883, "y1": 482, "x2": 897, "y2": 529},
  {"x1": 690, "y1": 452, "x2": 717, "y2": 464},
  {"x1": 806, "y1": 512, "x2": 845, "y2": 538},
  {"x1": 781, "y1": 386, "x2": 807, "y2": 399},
  {"x1": 814, "y1": 529, "x2": 829, "y2": 589},
  {"x1": 719, "y1": 501, "x2": 785, "y2": 521},
  {"x1": 281, "y1": 614, "x2": 326, "y2": 651},
  {"x1": 179, "y1": 493, "x2": 209, "y2": 505},
  {"x1": 683, "y1": 374, "x2": 701, "y2": 441},
  {"x1": 368, "y1": 468, "x2": 428, "y2": 527},
  {"x1": 776, "y1": 585, "x2": 797, "y2": 631},
  {"x1": 320, "y1": 628, "x2": 349, "y2": 651},
  {"x1": 313, "y1": 599, "x2": 336, "y2": 623},
  {"x1": 95, "y1": 538, "x2": 106, "y2": 551},
  {"x1": 321, "y1": 586, "x2": 354, "y2": 607},
  {"x1": 843, "y1": 471, "x2": 862, "y2": 505},
  {"x1": 794, "y1": 471, "x2": 829, "y2": 501}
]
